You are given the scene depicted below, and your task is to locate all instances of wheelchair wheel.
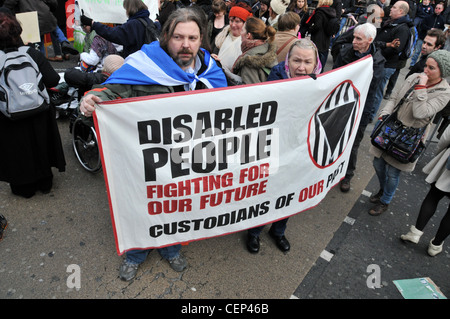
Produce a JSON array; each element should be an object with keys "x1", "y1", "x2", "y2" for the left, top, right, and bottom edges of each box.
[{"x1": 72, "y1": 117, "x2": 102, "y2": 173}]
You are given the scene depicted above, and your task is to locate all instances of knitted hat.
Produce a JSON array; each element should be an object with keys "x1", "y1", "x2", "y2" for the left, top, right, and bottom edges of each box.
[
  {"x1": 270, "y1": 0, "x2": 289, "y2": 15},
  {"x1": 428, "y1": 50, "x2": 450, "y2": 78},
  {"x1": 103, "y1": 54, "x2": 125, "y2": 75},
  {"x1": 229, "y1": 5, "x2": 252, "y2": 22}
]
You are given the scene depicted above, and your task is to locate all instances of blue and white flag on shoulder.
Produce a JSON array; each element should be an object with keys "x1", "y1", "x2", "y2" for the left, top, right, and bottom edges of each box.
[{"x1": 103, "y1": 41, "x2": 227, "y2": 90}]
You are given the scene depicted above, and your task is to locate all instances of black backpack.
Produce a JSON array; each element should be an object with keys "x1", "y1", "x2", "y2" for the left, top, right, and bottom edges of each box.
[{"x1": 138, "y1": 18, "x2": 160, "y2": 44}]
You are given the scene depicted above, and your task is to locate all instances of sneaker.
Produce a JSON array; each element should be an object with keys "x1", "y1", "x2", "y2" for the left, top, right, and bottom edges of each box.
[
  {"x1": 369, "y1": 189, "x2": 384, "y2": 203},
  {"x1": 119, "y1": 259, "x2": 139, "y2": 281},
  {"x1": 168, "y1": 253, "x2": 187, "y2": 272},
  {"x1": 383, "y1": 93, "x2": 391, "y2": 100},
  {"x1": 400, "y1": 225, "x2": 423, "y2": 244},
  {"x1": 427, "y1": 238, "x2": 443, "y2": 257},
  {"x1": 339, "y1": 179, "x2": 351, "y2": 193},
  {"x1": 0, "y1": 214, "x2": 7, "y2": 242},
  {"x1": 369, "y1": 202, "x2": 389, "y2": 216}
]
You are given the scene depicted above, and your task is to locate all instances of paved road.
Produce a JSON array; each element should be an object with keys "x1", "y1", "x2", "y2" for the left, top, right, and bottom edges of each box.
[{"x1": 0, "y1": 53, "x2": 448, "y2": 303}]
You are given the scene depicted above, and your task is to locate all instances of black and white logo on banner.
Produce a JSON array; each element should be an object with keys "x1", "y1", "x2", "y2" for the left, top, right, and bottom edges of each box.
[{"x1": 308, "y1": 81, "x2": 360, "y2": 168}]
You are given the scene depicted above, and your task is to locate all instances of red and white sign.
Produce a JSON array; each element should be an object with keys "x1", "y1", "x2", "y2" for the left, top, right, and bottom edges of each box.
[{"x1": 94, "y1": 56, "x2": 373, "y2": 255}]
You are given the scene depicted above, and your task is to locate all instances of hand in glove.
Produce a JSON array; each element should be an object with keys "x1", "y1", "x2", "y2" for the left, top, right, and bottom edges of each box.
[{"x1": 80, "y1": 12, "x2": 93, "y2": 27}]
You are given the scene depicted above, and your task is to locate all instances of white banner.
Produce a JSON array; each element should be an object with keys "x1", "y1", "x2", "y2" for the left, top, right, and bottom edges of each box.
[
  {"x1": 78, "y1": 0, "x2": 158, "y2": 24},
  {"x1": 94, "y1": 56, "x2": 373, "y2": 255}
]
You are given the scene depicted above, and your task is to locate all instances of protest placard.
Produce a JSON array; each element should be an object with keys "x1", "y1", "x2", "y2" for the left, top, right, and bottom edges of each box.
[{"x1": 94, "y1": 56, "x2": 373, "y2": 255}]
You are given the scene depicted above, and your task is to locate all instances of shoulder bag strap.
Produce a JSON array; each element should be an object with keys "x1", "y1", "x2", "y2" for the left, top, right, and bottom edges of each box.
[
  {"x1": 276, "y1": 36, "x2": 296, "y2": 55},
  {"x1": 392, "y1": 82, "x2": 417, "y2": 114}
]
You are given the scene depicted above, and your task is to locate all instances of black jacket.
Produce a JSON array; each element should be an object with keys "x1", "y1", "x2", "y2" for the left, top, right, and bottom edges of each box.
[
  {"x1": 92, "y1": 9, "x2": 154, "y2": 58},
  {"x1": 333, "y1": 42, "x2": 386, "y2": 126},
  {"x1": 374, "y1": 15, "x2": 412, "y2": 68},
  {"x1": 418, "y1": 13, "x2": 445, "y2": 40},
  {"x1": 307, "y1": 6, "x2": 337, "y2": 52}
]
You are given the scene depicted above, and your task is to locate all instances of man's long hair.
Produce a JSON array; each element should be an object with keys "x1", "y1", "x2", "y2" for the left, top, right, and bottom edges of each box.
[{"x1": 159, "y1": 7, "x2": 207, "y2": 53}]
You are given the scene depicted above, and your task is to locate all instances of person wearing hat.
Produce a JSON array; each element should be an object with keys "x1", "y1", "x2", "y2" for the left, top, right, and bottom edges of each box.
[
  {"x1": 213, "y1": 3, "x2": 253, "y2": 72},
  {"x1": 368, "y1": 49, "x2": 450, "y2": 217},
  {"x1": 267, "y1": 0, "x2": 289, "y2": 30}
]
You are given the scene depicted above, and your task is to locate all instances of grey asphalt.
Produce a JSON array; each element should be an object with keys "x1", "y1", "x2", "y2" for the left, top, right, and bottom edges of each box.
[{"x1": 0, "y1": 52, "x2": 448, "y2": 303}]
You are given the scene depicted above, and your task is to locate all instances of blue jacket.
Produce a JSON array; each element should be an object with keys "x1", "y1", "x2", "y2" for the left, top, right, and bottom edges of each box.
[
  {"x1": 267, "y1": 61, "x2": 289, "y2": 81},
  {"x1": 92, "y1": 9, "x2": 153, "y2": 58}
]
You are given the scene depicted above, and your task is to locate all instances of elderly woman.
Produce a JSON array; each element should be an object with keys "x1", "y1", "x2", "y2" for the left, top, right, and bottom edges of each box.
[
  {"x1": 230, "y1": 16, "x2": 278, "y2": 85},
  {"x1": 246, "y1": 38, "x2": 321, "y2": 254},
  {"x1": 0, "y1": 11, "x2": 65, "y2": 198},
  {"x1": 369, "y1": 50, "x2": 450, "y2": 216},
  {"x1": 267, "y1": 38, "x2": 321, "y2": 81}
]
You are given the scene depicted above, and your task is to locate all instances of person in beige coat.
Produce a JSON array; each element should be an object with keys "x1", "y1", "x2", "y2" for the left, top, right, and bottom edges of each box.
[
  {"x1": 368, "y1": 50, "x2": 450, "y2": 216},
  {"x1": 273, "y1": 12, "x2": 300, "y2": 63},
  {"x1": 231, "y1": 16, "x2": 278, "y2": 84},
  {"x1": 401, "y1": 124, "x2": 450, "y2": 256}
]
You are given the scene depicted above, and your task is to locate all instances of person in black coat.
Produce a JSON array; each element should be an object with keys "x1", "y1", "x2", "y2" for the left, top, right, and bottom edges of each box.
[
  {"x1": 333, "y1": 23, "x2": 386, "y2": 192},
  {"x1": 80, "y1": 0, "x2": 156, "y2": 58},
  {"x1": 306, "y1": 0, "x2": 337, "y2": 71},
  {"x1": 369, "y1": 0, "x2": 411, "y2": 121},
  {"x1": 0, "y1": 11, "x2": 65, "y2": 198}
]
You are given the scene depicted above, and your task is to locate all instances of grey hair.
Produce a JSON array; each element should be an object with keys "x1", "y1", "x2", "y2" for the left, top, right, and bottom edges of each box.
[
  {"x1": 354, "y1": 23, "x2": 377, "y2": 42},
  {"x1": 288, "y1": 38, "x2": 318, "y2": 59}
]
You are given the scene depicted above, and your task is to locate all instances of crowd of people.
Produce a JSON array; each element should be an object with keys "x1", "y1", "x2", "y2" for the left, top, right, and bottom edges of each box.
[{"x1": 1, "y1": 0, "x2": 450, "y2": 283}]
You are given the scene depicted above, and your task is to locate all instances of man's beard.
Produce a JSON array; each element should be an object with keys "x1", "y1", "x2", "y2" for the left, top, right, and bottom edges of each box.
[{"x1": 174, "y1": 49, "x2": 195, "y2": 68}]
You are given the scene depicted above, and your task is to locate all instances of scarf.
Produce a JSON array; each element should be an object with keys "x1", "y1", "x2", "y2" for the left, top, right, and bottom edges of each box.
[
  {"x1": 284, "y1": 41, "x2": 322, "y2": 77},
  {"x1": 103, "y1": 41, "x2": 227, "y2": 91},
  {"x1": 231, "y1": 39, "x2": 266, "y2": 73}
]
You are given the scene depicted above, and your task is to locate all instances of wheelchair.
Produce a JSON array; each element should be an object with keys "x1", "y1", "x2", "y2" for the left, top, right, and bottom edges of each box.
[
  {"x1": 50, "y1": 75, "x2": 102, "y2": 173},
  {"x1": 70, "y1": 110, "x2": 102, "y2": 173}
]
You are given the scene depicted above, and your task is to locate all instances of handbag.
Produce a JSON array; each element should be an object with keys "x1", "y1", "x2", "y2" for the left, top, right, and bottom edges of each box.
[{"x1": 370, "y1": 85, "x2": 429, "y2": 164}]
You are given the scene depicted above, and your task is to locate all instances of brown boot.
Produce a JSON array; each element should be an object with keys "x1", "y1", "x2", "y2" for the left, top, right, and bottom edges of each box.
[
  {"x1": 369, "y1": 202, "x2": 389, "y2": 216},
  {"x1": 369, "y1": 189, "x2": 384, "y2": 203}
]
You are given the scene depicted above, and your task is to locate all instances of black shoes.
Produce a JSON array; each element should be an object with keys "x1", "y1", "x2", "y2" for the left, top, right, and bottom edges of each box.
[
  {"x1": 246, "y1": 231, "x2": 290, "y2": 253},
  {"x1": 61, "y1": 41, "x2": 79, "y2": 55},
  {"x1": 269, "y1": 230, "x2": 290, "y2": 252},
  {"x1": 339, "y1": 178, "x2": 351, "y2": 192},
  {"x1": 246, "y1": 234, "x2": 260, "y2": 253}
]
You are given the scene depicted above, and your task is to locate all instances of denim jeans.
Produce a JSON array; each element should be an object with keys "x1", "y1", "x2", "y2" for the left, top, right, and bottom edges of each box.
[
  {"x1": 248, "y1": 218, "x2": 289, "y2": 237},
  {"x1": 372, "y1": 157, "x2": 402, "y2": 204},
  {"x1": 49, "y1": 26, "x2": 69, "y2": 56},
  {"x1": 370, "y1": 67, "x2": 396, "y2": 120},
  {"x1": 125, "y1": 244, "x2": 182, "y2": 264},
  {"x1": 318, "y1": 50, "x2": 328, "y2": 73}
]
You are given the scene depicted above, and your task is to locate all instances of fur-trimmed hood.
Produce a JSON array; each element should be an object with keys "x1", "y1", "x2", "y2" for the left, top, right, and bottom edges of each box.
[{"x1": 232, "y1": 42, "x2": 278, "y2": 74}]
